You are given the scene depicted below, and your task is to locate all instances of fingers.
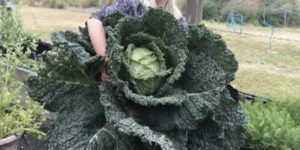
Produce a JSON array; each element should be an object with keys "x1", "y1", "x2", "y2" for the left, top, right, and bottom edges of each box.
[
  {"x1": 101, "y1": 72, "x2": 112, "y2": 82},
  {"x1": 101, "y1": 62, "x2": 111, "y2": 82}
]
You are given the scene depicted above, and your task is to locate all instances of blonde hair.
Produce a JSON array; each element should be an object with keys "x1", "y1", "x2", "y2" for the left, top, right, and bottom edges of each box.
[{"x1": 139, "y1": 0, "x2": 182, "y2": 19}]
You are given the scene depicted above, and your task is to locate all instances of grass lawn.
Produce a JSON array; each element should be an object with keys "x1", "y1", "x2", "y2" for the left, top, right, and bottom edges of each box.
[
  {"x1": 20, "y1": 7, "x2": 300, "y2": 101},
  {"x1": 19, "y1": 6, "x2": 91, "y2": 40}
]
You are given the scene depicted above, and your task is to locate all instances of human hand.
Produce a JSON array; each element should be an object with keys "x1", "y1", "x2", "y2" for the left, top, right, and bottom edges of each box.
[{"x1": 101, "y1": 57, "x2": 111, "y2": 82}]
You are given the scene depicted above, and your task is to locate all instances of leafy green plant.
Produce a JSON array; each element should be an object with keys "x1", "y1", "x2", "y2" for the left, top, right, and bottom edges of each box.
[
  {"x1": 0, "y1": 7, "x2": 35, "y2": 50},
  {"x1": 0, "y1": 6, "x2": 42, "y2": 70},
  {"x1": 242, "y1": 101, "x2": 300, "y2": 150},
  {"x1": 274, "y1": 98, "x2": 300, "y2": 125},
  {"x1": 46, "y1": 0, "x2": 66, "y2": 9},
  {"x1": 203, "y1": 0, "x2": 227, "y2": 21},
  {"x1": 28, "y1": 8, "x2": 246, "y2": 150},
  {"x1": 0, "y1": 48, "x2": 45, "y2": 139}
]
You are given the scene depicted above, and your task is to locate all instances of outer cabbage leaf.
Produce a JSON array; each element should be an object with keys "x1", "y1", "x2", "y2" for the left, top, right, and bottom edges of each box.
[
  {"x1": 99, "y1": 83, "x2": 188, "y2": 150},
  {"x1": 177, "y1": 52, "x2": 226, "y2": 93},
  {"x1": 138, "y1": 87, "x2": 222, "y2": 131},
  {"x1": 28, "y1": 77, "x2": 106, "y2": 150},
  {"x1": 27, "y1": 27, "x2": 109, "y2": 150},
  {"x1": 27, "y1": 77, "x2": 81, "y2": 112},
  {"x1": 186, "y1": 89, "x2": 246, "y2": 150},
  {"x1": 41, "y1": 30, "x2": 104, "y2": 84},
  {"x1": 187, "y1": 25, "x2": 238, "y2": 81}
]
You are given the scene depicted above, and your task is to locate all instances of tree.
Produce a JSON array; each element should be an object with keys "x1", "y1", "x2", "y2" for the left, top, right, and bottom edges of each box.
[{"x1": 185, "y1": 0, "x2": 204, "y2": 25}]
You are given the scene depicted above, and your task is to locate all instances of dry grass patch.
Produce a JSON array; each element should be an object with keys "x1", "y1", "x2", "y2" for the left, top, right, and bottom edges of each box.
[{"x1": 20, "y1": 6, "x2": 90, "y2": 40}]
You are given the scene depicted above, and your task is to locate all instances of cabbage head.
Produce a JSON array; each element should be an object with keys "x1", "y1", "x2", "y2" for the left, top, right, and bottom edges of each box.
[
  {"x1": 125, "y1": 43, "x2": 172, "y2": 95},
  {"x1": 28, "y1": 8, "x2": 246, "y2": 150}
]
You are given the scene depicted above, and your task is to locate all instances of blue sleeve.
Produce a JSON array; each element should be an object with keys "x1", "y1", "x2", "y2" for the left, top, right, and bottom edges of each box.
[
  {"x1": 90, "y1": 0, "x2": 141, "y2": 21},
  {"x1": 178, "y1": 17, "x2": 187, "y2": 26}
]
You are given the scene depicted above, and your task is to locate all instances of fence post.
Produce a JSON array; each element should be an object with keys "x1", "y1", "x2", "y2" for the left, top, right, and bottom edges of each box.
[
  {"x1": 185, "y1": 0, "x2": 204, "y2": 25},
  {"x1": 284, "y1": 10, "x2": 287, "y2": 26}
]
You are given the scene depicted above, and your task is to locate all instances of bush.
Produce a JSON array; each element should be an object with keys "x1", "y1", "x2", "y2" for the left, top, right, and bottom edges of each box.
[
  {"x1": 0, "y1": 7, "x2": 40, "y2": 69},
  {"x1": 0, "y1": 7, "x2": 24, "y2": 48},
  {"x1": 45, "y1": 0, "x2": 66, "y2": 9},
  {"x1": 274, "y1": 98, "x2": 300, "y2": 125},
  {"x1": 0, "y1": 45, "x2": 45, "y2": 139},
  {"x1": 260, "y1": 8, "x2": 300, "y2": 27},
  {"x1": 203, "y1": 0, "x2": 223, "y2": 21},
  {"x1": 259, "y1": 7, "x2": 284, "y2": 27},
  {"x1": 0, "y1": 7, "x2": 36, "y2": 50},
  {"x1": 242, "y1": 101, "x2": 300, "y2": 150},
  {"x1": 70, "y1": 0, "x2": 99, "y2": 8},
  {"x1": 0, "y1": 6, "x2": 45, "y2": 138},
  {"x1": 203, "y1": 0, "x2": 300, "y2": 26},
  {"x1": 220, "y1": 0, "x2": 261, "y2": 23}
]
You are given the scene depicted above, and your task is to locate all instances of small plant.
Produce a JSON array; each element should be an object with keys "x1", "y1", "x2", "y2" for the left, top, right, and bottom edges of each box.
[
  {"x1": 0, "y1": 6, "x2": 42, "y2": 70},
  {"x1": 242, "y1": 101, "x2": 300, "y2": 150},
  {"x1": 0, "y1": 6, "x2": 30, "y2": 49},
  {"x1": 273, "y1": 98, "x2": 300, "y2": 125},
  {"x1": 0, "y1": 48, "x2": 45, "y2": 139}
]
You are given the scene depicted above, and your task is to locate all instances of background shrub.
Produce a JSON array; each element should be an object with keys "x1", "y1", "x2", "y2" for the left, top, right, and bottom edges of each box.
[
  {"x1": 0, "y1": 7, "x2": 24, "y2": 48},
  {"x1": 220, "y1": 0, "x2": 261, "y2": 23},
  {"x1": 46, "y1": 0, "x2": 66, "y2": 9},
  {"x1": 242, "y1": 101, "x2": 300, "y2": 150},
  {"x1": 274, "y1": 98, "x2": 300, "y2": 125},
  {"x1": 202, "y1": 0, "x2": 225, "y2": 21}
]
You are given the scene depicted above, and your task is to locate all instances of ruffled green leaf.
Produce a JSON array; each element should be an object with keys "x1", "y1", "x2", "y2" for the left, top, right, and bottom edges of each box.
[
  {"x1": 177, "y1": 52, "x2": 226, "y2": 93},
  {"x1": 42, "y1": 31, "x2": 104, "y2": 84},
  {"x1": 28, "y1": 77, "x2": 105, "y2": 150},
  {"x1": 187, "y1": 25, "x2": 238, "y2": 81}
]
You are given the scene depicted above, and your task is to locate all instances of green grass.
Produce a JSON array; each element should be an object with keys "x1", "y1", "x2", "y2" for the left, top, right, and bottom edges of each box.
[
  {"x1": 19, "y1": 7, "x2": 300, "y2": 100},
  {"x1": 203, "y1": 21, "x2": 300, "y2": 100},
  {"x1": 234, "y1": 69, "x2": 300, "y2": 101}
]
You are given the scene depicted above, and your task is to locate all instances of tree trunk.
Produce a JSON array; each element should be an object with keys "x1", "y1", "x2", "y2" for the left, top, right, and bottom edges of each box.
[{"x1": 185, "y1": 0, "x2": 204, "y2": 25}]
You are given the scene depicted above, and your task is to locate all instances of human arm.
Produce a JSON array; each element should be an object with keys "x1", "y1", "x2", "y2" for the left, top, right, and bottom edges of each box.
[
  {"x1": 87, "y1": 18, "x2": 110, "y2": 82},
  {"x1": 87, "y1": 18, "x2": 107, "y2": 56}
]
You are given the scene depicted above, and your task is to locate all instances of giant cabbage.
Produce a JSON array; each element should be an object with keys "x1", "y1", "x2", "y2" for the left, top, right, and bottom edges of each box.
[{"x1": 28, "y1": 8, "x2": 246, "y2": 150}]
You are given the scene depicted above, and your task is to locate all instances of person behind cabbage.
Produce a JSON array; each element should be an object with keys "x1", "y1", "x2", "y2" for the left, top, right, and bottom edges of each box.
[{"x1": 87, "y1": 0, "x2": 186, "y2": 82}]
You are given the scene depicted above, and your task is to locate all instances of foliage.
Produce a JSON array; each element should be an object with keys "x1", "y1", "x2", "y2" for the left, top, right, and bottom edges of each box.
[
  {"x1": 0, "y1": 6, "x2": 41, "y2": 70},
  {"x1": 0, "y1": 48, "x2": 45, "y2": 139},
  {"x1": 0, "y1": 7, "x2": 36, "y2": 51},
  {"x1": 242, "y1": 101, "x2": 300, "y2": 150},
  {"x1": 203, "y1": 0, "x2": 228, "y2": 21},
  {"x1": 204, "y1": 0, "x2": 300, "y2": 26},
  {"x1": 273, "y1": 98, "x2": 300, "y2": 125},
  {"x1": 45, "y1": 0, "x2": 67, "y2": 9},
  {"x1": 28, "y1": 8, "x2": 246, "y2": 150},
  {"x1": 220, "y1": 0, "x2": 260, "y2": 24}
]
